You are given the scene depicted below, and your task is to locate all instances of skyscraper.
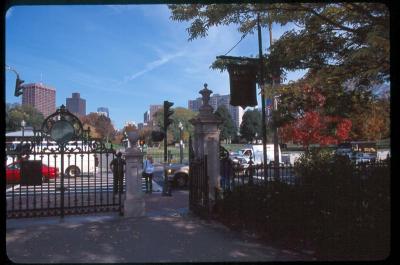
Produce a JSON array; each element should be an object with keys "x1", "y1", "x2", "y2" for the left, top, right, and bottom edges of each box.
[
  {"x1": 149, "y1": 105, "x2": 162, "y2": 119},
  {"x1": 97, "y1": 107, "x2": 109, "y2": 118},
  {"x1": 66, "y1": 93, "x2": 86, "y2": 116},
  {"x1": 143, "y1": 111, "x2": 150, "y2": 123},
  {"x1": 188, "y1": 98, "x2": 202, "y2": 112},
  {"x1": 21, "y1": 83, "x2": 56, "y2": 118}
]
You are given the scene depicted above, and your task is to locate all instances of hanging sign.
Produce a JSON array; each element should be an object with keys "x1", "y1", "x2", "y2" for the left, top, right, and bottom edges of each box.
[{"x1": 227, "y1": 64, "x2": 258, "y2": 109}]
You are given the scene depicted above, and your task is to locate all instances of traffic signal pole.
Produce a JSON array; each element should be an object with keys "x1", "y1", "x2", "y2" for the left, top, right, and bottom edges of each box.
[
  {"x1": 162, "y1": 100, "x2": 174, "y2": 196},
  {"x1": 6, "y1": 65, "x2": 25, "y2": 97}
]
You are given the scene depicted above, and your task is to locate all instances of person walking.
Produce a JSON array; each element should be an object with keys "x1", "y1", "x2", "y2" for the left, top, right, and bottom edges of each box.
[
  {"x1": 110, "y1": 152, "x2": 126, "y2": 195},
  {"x1": 143, "y1": 155, "x2": 154, "y2": 193}
]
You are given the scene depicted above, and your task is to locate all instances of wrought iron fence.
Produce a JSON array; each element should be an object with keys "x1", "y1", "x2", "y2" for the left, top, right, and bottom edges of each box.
[
  {"x1": 220, "y1": 158, "x2": 390, "y2": 193},
  {"x1": 6, "y1": 106, "x2": 123, "y2": 218}
]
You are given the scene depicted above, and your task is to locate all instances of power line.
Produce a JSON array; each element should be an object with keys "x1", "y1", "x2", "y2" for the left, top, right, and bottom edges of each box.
[{"x1": 223, "y1": 31, "x2": 249, "y2": 56}]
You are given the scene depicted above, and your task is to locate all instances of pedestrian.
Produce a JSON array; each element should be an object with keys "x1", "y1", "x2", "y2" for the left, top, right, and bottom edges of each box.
[
  {"x1": 110, "y1": 152, "x2": 126, "y2": 195},
  {"x1": 143, "y1": 155, "x2": 154, "y2": 193}
]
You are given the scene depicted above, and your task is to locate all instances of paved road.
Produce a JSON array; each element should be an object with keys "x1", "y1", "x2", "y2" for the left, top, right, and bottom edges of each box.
[{"x1": 6, "y1": 190, "x2": 314, "y2": 263}]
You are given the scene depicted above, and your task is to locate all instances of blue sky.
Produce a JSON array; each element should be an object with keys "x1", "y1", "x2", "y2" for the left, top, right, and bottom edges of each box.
[{"x1": 5, "y1": 5, "x2": 306, "y2": 129}]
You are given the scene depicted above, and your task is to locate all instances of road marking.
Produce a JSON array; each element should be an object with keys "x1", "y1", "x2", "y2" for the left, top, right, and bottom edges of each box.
[{"x1": 6, "y1": 185, "x2": 20, "y2": 193}]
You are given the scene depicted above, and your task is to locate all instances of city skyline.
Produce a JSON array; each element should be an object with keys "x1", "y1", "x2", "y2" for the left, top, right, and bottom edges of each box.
[{"x1": 5, "y1": 5, "x2": 306, "y2": 129}]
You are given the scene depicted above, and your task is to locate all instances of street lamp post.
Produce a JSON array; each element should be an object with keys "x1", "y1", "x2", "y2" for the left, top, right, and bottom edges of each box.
[
  {"x1": 178, "y1": 121, "x2": 184, "y2": 164},
  {"x1": 21, "y1": 119, "x2": 26, "y2": 139}
]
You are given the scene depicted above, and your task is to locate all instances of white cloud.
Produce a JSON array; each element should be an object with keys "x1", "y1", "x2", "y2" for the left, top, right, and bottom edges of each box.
[{"x1": 123, "y1": 49, "x2": 186, "y2": 82}]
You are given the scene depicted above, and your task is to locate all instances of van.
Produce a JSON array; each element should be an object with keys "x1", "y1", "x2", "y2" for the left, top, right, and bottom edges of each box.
[{"x1": 239, "y1": 144, "x2": 282, "y2": 165}]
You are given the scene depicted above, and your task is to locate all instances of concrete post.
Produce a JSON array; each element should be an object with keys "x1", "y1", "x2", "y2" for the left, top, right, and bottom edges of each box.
[
  {"x1": 123, "y1": 132, "x2": 145, "y2": 218},
  {"x1": 190, "y1": 83, "x2": 222, "y2": 206}
]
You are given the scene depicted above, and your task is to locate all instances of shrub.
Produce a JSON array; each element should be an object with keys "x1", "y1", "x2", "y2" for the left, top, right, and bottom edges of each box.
[{"x1": 216, "y1": 149, "x2": 390, "y2": 260}]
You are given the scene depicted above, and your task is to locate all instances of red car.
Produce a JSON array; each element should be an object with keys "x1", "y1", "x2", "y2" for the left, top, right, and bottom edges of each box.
[{"x1": 6, "y1": 161, "x2": 59, "y2": 184}]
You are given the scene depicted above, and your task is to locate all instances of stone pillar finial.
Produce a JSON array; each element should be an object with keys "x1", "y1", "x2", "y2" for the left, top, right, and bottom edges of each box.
[{"x1": 199, "y1": 83, "x2": 214, "y2": 114}]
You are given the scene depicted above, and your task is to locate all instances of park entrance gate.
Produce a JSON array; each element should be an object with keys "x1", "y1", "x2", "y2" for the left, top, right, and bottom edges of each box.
[{"x1": 6, "y1": 105, "x2": 123, "y2": 218}]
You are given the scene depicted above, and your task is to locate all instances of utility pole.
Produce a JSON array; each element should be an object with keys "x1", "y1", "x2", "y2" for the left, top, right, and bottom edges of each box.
[
  {"x1": 266, "y1": 12, "x2": 280, "y2": 179},
  {"x1": 257, "y1": 13, "x2": 268, "y2": 181}
]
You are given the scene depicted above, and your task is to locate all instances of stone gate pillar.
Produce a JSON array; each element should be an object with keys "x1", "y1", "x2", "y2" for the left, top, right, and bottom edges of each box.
[
  {"x1": 190, "y1": 83, "x2": 222, "y2": 206},
  {"x1": 123, "y1": 132, "x2": 145, "y2": 217}
]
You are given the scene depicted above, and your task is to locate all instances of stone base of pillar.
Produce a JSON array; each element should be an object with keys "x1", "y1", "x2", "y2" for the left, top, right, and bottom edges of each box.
[{"x1": 124, "y1": 197, "x2": 145, "y2": 217}]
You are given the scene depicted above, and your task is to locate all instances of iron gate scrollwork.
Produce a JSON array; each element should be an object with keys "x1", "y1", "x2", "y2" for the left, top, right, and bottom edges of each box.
[{"x1": 6, "y1": 105, "x2": 122, "y2": 218}]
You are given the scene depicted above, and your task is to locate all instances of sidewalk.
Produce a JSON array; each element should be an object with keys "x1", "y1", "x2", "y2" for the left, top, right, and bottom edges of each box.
[{"x1": 6, "y1": 190, "x2": 314, "y2": 263}]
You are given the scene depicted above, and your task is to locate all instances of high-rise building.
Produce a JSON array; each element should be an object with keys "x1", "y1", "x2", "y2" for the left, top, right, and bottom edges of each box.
[
  {"x1": 21, "y1": 83, "x2": 56, "y2": 118},
  {"x1": 149, "y1": 105, "x2": 162, "y2": 119},
  {"x1": 188, "y1": 93, "x2": 244, "y2": 130},
  {"x1": 66, "y1": 93, "x2": 86, "y2": 116},
  {"x1": 143, "y1": 111, "x2": 150, "y2": 123},
  {"x1": 143, "y1": 104, "x2": 166, "y2": 127},
  {"x1": 97, "y1": 107, "x2": 109, "y2": 118},
  {"x1": 188, "y1": 98, "x2": 202, "y2": 112}
]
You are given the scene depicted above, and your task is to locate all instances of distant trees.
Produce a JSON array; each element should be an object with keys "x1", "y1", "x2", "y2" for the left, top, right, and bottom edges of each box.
[
  {"x1": 153, "y1": 107, "x2": 196, "y2": 144},
  {"x1": 214, "y1": 105, "x2": 236, "y2": 143},
  {"x1": 80, "y1": 113, "x2": 116, "y2": 142},
  {"x1": 6, "y1": 103, "x2": 45, "y2": 131}
]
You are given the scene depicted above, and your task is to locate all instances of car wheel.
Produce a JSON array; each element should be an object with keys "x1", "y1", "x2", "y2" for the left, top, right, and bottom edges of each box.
[
  {"x1": 65, "y1": 166, "x2": 81, "y2": 178},
  {"x1": 175, "y1": 173, "x2": 188, "y2": 188}
]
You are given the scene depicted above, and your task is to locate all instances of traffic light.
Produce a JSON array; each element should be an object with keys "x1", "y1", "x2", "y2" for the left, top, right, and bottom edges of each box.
[
  {"x1": 163, "y1": 100, "x2": 174, "y2": 132},
  {"x1": 14, "y1": 76, "x2": 25, "y2": 97}
]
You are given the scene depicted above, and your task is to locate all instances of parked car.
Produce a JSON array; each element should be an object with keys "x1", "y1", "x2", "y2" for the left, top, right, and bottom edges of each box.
[
  {"x1": 166, "y1": 163, "x2": 189, "y2": 188},
  {"x1": 229, "y1": 155, "x2": 249, "y2": 168},
  {"x1": 6, "y1": 161, "x2": 59, "y2": 184}
]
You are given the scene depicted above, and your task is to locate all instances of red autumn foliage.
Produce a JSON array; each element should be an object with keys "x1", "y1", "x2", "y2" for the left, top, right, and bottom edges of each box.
[{"x1": 280, "y1": 84, "x2": 352, "y2": 147}]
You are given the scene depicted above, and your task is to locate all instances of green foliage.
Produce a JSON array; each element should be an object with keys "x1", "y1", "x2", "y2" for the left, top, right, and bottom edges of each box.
[
  {"x1": 214, "y1": 105, "x2": 236, "y2": 143},
  {"x1": 153, "y1": 107, "x2": 196, "y2": 144},
  {"x1": 239, "y1": 109, "x2": 262, "y2": 142},
  {"x1": 6, "y1": 103, "x2": 45, "y2": 131},
  {"x1": 169, "y1": 3, "x2": 389, "y2": 103}
]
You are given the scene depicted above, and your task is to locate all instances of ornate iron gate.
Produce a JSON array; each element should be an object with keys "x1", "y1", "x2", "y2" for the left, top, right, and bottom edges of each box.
[
  {"x1": 6, "y1": 105, "x2": 122, "y2": 218},
  {"x1": 188, "y1": 137, "x2": 209, "y2": 217}
]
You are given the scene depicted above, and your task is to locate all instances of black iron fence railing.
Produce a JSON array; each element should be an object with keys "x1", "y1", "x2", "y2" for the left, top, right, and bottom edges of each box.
[{"x1": 220, "y1": 159, "x2": 390, "y2": 193}]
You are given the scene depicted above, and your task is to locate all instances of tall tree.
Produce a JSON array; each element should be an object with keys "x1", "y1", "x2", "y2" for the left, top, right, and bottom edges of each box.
[
  {"x1": 240, "y1": 109, "x2": 262, "y2": 143},
  {"x1": 214, "y1": 105, "x2": 236, "y2": 143},
  {"x1": 278, "y1": 83, "x2": 352, "y2": 148},
  {"x1": 169, "y1": 3, "x2": 389, "y2": 91}
]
